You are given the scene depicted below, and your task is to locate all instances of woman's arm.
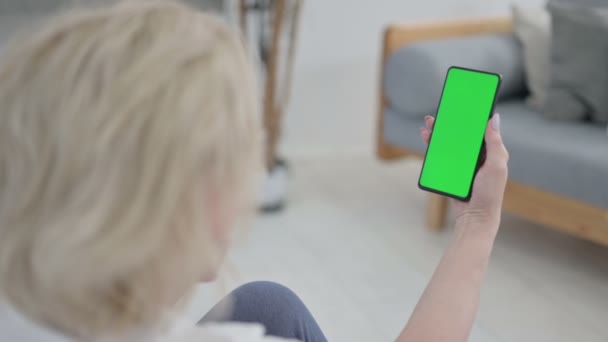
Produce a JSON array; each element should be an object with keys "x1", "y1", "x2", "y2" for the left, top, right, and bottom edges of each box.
[
  {"x1": 396, "y1": 219, "x2": 498, "y2": 342},
  {"x1": 397, "y1": 114, "x2": 508, "y2": 342}
]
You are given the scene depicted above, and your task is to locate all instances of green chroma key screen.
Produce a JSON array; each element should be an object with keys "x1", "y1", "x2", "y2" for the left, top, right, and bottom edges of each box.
[{"x1": 418, "y1": 67, "x2": 501, "y2": 201}]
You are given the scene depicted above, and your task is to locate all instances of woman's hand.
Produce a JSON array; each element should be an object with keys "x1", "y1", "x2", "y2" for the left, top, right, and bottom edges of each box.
[
  {"x1": 397, "y1": 114, "x2": 508, "y2": 342},
  {"x1": 420, "y1": 114, "x2": 509, "y2": 229}
]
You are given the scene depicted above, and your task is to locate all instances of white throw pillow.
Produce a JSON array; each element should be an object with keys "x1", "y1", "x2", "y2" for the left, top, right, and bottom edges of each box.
[{"x1": 512, "y1": 5, "x2": 551, "y2": 110}]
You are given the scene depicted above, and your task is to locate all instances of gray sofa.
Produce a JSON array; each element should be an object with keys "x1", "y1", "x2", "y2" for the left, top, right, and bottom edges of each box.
[
  {"x1": 377, "y1": 18, "x2": 608, "y2": 245},
  {"x1": 0, "y1": 0, "x2": 229, "y2": 48}
]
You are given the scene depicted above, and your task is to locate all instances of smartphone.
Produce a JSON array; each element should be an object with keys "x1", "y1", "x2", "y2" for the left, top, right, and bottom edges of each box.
[{"x1": 418, "y1": 66, "x2": 501, "y2": 201}]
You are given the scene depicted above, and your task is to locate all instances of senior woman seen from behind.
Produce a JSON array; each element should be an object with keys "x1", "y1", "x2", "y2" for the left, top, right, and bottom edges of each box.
[{"x1": 0, "y1": 1, "x2": 509, "y2": 342}]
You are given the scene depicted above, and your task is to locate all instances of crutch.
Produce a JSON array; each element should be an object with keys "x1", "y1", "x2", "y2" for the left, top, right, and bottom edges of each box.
[{"x1": 239, "y1": 0, "x2": 303, "y2": 170}]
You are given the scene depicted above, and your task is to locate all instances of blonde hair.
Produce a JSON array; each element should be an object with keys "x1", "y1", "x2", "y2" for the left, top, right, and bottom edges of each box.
[{"x1": 0, "y1": 0, "x2": 261, "y2": 339}]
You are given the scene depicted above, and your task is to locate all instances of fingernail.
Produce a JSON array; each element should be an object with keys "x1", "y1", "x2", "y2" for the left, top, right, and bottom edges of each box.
[
  {"x1": 492, "y1": 113, "x2": 501, "y2": 131},
  {"x1": 424, "y1": 115, "x2": 433, "y2": 123}
]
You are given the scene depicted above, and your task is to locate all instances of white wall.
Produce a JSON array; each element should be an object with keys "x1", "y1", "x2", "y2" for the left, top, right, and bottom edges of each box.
[{"x1": 282, "y1": 0, "x2": 545, "y2": 157}]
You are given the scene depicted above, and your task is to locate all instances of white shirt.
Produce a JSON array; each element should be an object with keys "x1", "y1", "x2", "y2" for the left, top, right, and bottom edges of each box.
[{"x1": 0, "y1": 304, "x2": 296, "y2": 342}]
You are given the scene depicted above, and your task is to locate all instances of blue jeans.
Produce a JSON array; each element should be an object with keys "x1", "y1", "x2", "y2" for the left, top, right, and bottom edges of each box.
[{"x1": 199, "y1": 281, "x2": 327, "y2": 342}]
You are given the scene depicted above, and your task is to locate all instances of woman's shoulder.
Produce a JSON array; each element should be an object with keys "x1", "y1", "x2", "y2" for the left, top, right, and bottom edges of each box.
[
  {"x1": 173, "y1": 323, "x2": 299, "y2": 342},
  {"x1": 0, "y1": 303, "x2": 297, "y2": 342}
]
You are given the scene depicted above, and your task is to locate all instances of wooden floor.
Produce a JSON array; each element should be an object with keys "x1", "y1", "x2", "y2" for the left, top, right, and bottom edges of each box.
[{"x1": 188, "y1": 156, "x2": 608, "y2": 342}]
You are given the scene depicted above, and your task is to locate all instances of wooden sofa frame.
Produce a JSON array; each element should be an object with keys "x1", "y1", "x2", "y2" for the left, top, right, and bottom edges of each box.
[{"x1": 377, "y1": 17, "x2": 608, "y2": 245}]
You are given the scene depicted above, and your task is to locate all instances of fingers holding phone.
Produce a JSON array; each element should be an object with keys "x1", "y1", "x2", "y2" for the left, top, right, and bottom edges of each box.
[
  {"x1": 420, "y1": 113, "x2": 509, "y2": 228},
  {"x1": 417, "y1": 67, "x2": 509, "y2": 229},
  {"x1": 461, "y1": 114, "x2": 509, "y2": 226}
]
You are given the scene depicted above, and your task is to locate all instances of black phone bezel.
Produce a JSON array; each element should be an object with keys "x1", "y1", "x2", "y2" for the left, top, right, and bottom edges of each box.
[{"x1": 417, "y1": 66, "x2": 503, "y2": 202}]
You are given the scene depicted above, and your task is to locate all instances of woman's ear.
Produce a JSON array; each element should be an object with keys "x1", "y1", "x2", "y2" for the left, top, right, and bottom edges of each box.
[{"x1": 205, "y1": 188, "x2": 236, "y2": 246}]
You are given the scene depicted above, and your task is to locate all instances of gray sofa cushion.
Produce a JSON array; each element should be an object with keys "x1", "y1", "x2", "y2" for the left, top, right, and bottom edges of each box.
[
  {"x1": 0, "y1": 1, "x2": 227, "y2": 48},
  {"x1": 0, "y1": 0, "x2": 72, "y2": 13},
  {"x1": 384, "y1": 34, "x2": 526, "y2": 118},
  {"x1": 0, "y1": 14, "x2": 44, "y2": 48},
  {"x1": 550, "y1": 0, "x2": 608, "y2": 6},
  {"x1": 544, "y1": 2, "x2": 608, "y2": 123},
  {"x1": 0, "y1": 0, "x2": 226, "y2": 13},
  {"x1": 384, "y1": 100, "x2": 608, "y2": 207},
  {"x1": 0, "y1": 1, "x2": 100, "y2": 49}
]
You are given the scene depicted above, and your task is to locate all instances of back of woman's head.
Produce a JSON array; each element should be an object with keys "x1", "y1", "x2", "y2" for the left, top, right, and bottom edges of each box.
[{"x1": 0, "y1": 0, "x2": 261, "y2": 338}]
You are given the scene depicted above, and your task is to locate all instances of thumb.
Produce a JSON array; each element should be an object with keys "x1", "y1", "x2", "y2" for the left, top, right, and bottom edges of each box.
[{"x1": 483, "y1": 114, "x2": 509, "y2": 170}]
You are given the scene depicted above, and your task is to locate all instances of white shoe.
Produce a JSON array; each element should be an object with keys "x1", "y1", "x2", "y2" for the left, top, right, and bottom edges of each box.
[{"x1": 259, "y1": 159, "x2": 289, "y2": 213}]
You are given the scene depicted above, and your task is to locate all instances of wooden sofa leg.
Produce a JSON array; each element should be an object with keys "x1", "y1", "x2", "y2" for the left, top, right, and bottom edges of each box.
[{"x1": 427, "y1": 194, "x2": 448, "y2": 230}]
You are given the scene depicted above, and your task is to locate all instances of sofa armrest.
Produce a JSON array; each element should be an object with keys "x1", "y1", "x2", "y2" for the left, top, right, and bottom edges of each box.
[
  {"x1": 381, "y1": 17, "x2": 513, "y2": 60},
  {"x1": 376, "y1": 17, "x2": 513, "y2": 160}
]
